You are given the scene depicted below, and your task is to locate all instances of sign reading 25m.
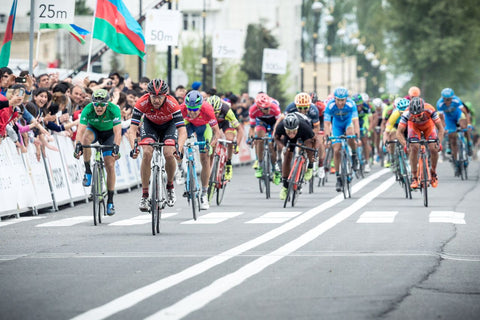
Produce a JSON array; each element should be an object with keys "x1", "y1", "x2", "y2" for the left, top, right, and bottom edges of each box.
[{"x1": 37, "y1": 0, "x2": 75, "y2": 24}]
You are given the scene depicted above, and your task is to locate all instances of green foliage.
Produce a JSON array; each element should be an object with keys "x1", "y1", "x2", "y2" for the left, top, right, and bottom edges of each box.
[
  {"x1": 215, "y1": 60, "x2": 248, "y2": 94},
  {"x1": 241, "y1": 23, "x2": 288, "y2": 108},
  {"x1": 386, "y1": 0, "x2": 480, "y2": 102},
  {"x1": 75, "y1": 0, "x2": 93, "y2": 15}
]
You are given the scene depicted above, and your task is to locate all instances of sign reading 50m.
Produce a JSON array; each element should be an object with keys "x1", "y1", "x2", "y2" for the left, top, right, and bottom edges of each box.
[
  {"x1": 145, "y1": 9, "x2": 181, "y2": 46},
  {"x1": 36, "y1": 0, "x2": 75, "y2": 24}
]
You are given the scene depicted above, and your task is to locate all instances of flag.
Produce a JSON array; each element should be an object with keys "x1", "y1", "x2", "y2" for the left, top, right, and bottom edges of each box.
[
  {"x1": 40, "y1": 23, "x2": 90, "y2": 44},
  {"x1": 0, "y1": 0, "x2": 18, "y2": 68},
  {"x1": 94, "y1": 0, "x2": 145, "y2": 59}
]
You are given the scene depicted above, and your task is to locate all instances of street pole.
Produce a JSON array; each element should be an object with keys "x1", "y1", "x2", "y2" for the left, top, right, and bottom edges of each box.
[
  {"x1": 138, "y1": 0, "x2": 142, "y2": 80},
  {"x1": 29, "y1": 0, "x2": 35, "y2": 74},
  {"x1": 202, "y1": 0, "x2": 207, "y2": 89},
  {"x1": 313, "y1": 13, "x2": 319, "y2": 93},
  {"x1": 300, "y1": 0, "x2": 305, "y2": 92},
  {"x1": 167, "y1": 0, "x2": 172, "y2": 88}
]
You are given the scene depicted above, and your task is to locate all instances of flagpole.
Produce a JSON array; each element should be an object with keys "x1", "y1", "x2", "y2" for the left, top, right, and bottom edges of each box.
[
  {"x1": 35, "y1": 29, "x2": 41, "y2": 63},
  {"x1": 87, "y1": 0, "x2": 98, "y2": 74}
]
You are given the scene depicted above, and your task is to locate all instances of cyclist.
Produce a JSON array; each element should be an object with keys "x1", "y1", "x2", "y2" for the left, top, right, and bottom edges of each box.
[
  {"x1": 274, "y1": 112, "x2": 315, "y2": 200},
  {"x1": 396, "y1": 97, "x2": 444, "y2": 189},
  {"x1": 407, "y1": 86, "x2": 421, "y2": 100},
  {"x1": 180, "y1": 90, "x2": 221, "y2": 210},
  {"x1": 74, "y1": 89, "x2": 122, "y2": 215},
  {"x1": 436, "y1": 88, "x2": 472, "y2": 174},
  {"x1": 248, "y1": 92, "x2": 281, "y2": 183},
  {"x1": 127, "y1": 79, "x2": 187, "y2": 212},
  {"x1": 310, "y1": 92, "x2": 327, "y2": 178},
  {"x1": 383, "y1": 98, "x2": 410, "y2": 167},
  {"x1": 371, "y1": 97, "x2": 384, "y2": 166},
  {"x1": 206, "y1": 95, "x2": 245, "y2": 180},
  {"x1": 353, "y1": 93, "x2": 374, "y2": 173},
  {"x1": 324, "y1": 87, "x2": 360, "y2": 192}
]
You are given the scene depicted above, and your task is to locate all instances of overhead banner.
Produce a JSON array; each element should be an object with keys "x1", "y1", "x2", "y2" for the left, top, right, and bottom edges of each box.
[
  {"x1": 212, "y1": 30, "x2": 243, "y2": 59},
  {"x1": 145, "y1": 9, "x2": 182, "y2": 46},
  {"x1": 262, "y1": 48, "x2": 287, "y2": 75}
]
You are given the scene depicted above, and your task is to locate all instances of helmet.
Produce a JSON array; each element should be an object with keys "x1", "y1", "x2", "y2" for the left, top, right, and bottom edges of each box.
[
  {"x1": 441, "y1": 88, "x2": 454, "y2": 99},
  {"x1": 185, "y1": 90, "x2": 204, "y2": 108},
  {"x1": 381, "y1": 93, "x2": 390, "y2": 103},
  {"x1": 393, "y1": 97, "x2": 402, "y2": 108},
  {"x1": 396, "y1": 98, "x2": 410, "y2": 111},
  {"x1": 310, "y1": 92, "x2": 318, "y2": 103},
  {"x1": 92, "y1": 89, "x2": 109, "y2": 103},
  {"x1": 334, "y1": 87, "x2": 349, "y2": 99},
  {"x1": 284, "y1": 113, "x2": 299, "y2": 130},
  {"x1": 409, "y1": 97, "x2": 424, "y2": 115},
  {"x1": 255, "y1": 93, "x2": 271, "y2": 109},
  {"x1": 408, "y1": 86, "x2": 421, "y2": 97},
  {"x1": 207, "y1": 95, "x2": 222, "y2": 112},
  {"x1": 294, "y1": 92, "x2": 311, "y2": 107},
  {"x1": 372, "y1": 98, "x2": 383, "y2": 108},
  {"x1": 147, "y1": 79, "x2": 169, "y2": 96},
  {"x1": 353, "y1": 94, "x2": 363, "y2": 105},
  {"x1": 361, "y1": 93, "x2": 370, "y2": 102}
]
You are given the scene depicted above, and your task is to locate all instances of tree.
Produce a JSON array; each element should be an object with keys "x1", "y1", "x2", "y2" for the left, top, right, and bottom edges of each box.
[
  {"x1": 241, "y1": 23, "x2": 288, "y2": 108},
  {"x1": 386, "y1": 0, "x2": 480, "y2": 102},
  {"x1": 75, "y1": 0, "x2": 93, "y2": 15}
]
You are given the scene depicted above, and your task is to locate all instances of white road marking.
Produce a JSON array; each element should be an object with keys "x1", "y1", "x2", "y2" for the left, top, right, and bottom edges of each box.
[
  {"x1": 147, "y1": 176, "x2": 396, "y2": 320},
  {"x1": 36, "y1": 216, "x2": 92, "y2": 227},
  {"x1": 181, "y1": 212, "x2": 244, "y2": 224},
  {"x1": 246, "y1": 211, "x2": 302, "y2": 224},
  {"x1": 70, "y1": 169, "x2": 390, "y2": 320},
  {"x1": 357, "y1": 211, "x2": 398, "y2": 223},
  {"x1": 429, "y1": 211, "x2": 466, "y2": 224},
  {"x1": 0, "y1": 216, "x2": 45, "y2": 227},
  {"x1": 109, "y1": 213, "x2": 177, "y2": 226}
]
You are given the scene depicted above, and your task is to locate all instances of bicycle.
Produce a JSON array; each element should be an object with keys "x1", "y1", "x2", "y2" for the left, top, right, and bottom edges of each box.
[
  {"x1": 410, "y1": 136, "x2": 438, "y2": 207},
  {"x1": 283, "y1": 142, "x2": 317, "y2": 208},
  {"x1": 386, "y1": 139, "x2": 412, "y2": 199},
  {"x1": 82, "y1": 144, "x2": 112, "y2": 226},
  {"x1": 183, "y1": 138, "x2": 207, "y2": 220},
  {"x1": 135, "y1": 139, "x2": 169, "y2": 235},
  {"x1": 319, "y1": 143, "x2": 333, "y2": 187},
  {"x1": 252, "y1": 135, "x2": 274, "y2": 199},
  {"x1": 356, "y1": 144, "x2": 365, "y2": 179},
  {"x1": 453, "y1": 128, "x2": 469, "y2": 180},
  {"x1": 328, "y1": 135, "x2": 356, "y2": 199},
  {"x1": 207, "y1": 139, "x2": 235, "y2": 206}
]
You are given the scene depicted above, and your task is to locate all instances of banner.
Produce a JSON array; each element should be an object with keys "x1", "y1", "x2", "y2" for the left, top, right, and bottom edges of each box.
[
  {"x1": 145, "y1": 9, "x2": 181, "y2": 46},
  {"x1": 262, "y1": 48, "x2": 288, "y2": 75}
]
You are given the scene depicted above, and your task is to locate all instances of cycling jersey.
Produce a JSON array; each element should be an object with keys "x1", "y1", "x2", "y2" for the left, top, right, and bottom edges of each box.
[
  {"x1": 79, "y1": 101, "x2": 121, "y2": 131},
  {"x1": 216, "y1": 102, "x2": 240, "y2": 129},
  {"x1": 436, "y1": 95, "x2": 466, "y2": 132},
  {"x1": 399, "y1": 103, "x2": 441, "y2": 141},
  {"x1": 249, "y1": 101, "x2": 281, "y2": 128},
  {"x1": 284, "y1": 102, "x2": 320, "y2": 127},
  {"x1": 314, "y1": 101, "x2": 326, "y2": 117},
  {"x1": 385, "y1": 109, "x2": 405, "y2": 132},
  {"x1": 324, "y1": 98, "x2": 358, "y2": 123},
  {"x1": 132, "y1": 94, "x2": 184, "y2": 128},
  {"x1": 274, "y1": 112, "x2": 314, "y2": 151},
  {"x1": 357, "y1": 102, "x2": 372, "y2": 130},
  {"x1": 382, "y1": 104, "x2": 394, "y2": 121},
  {"x1": 180, "y1": 101, "x2": 218, "y2": 127}
]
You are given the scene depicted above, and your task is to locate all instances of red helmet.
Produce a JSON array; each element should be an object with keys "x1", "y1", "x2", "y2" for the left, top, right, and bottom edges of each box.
[{"x1": 255, "y1": 93, "x2": 271, "y2": 109}]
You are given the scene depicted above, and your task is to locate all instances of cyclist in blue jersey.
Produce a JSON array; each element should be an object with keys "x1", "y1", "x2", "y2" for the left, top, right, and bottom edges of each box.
[
  {"x1": 436, "y1": 88, "x2": 472, "y2": 171},
  {"x1": 324, "y1": 87, "x2": 360, "y2": 192}
]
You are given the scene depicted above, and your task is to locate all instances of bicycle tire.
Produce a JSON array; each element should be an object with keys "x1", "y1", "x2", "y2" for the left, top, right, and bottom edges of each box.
[
  {"x1": 188, "y1": 162, "x2": 197, "y2": 220},
  {"x1": 217, "y1": 176, "x2": 227, "y2": 205},
  {"x1": 264, "y1": 149, "x2": 271, "y2": 199},
  {"x1": 283, "y1": 158, "x2": 298, "y2": 208},
  {"x1": 292, "y1": 160, "x2": 305, "y2": 207},
  {"x1": 421, "y1": 154, "x2": 429, "y2": 207},
  {"x1": 459, "y1": 142, "x2": 466, "y2": 180},
  {"x1": 340, "y1": 150, "x2": 348, "y2": 199},
  {"x1": 398, "y1": 152, "x2": 412, "y2": 199},
  {"x1": 92, "y1": 163, "x2": 100, "y2": 225},
  {"x1": 151, "y1": 166, "x2": 160, "y2": 235},
  {"x1": 207, "y1": 156, "x2": 219, "y2": 202}
]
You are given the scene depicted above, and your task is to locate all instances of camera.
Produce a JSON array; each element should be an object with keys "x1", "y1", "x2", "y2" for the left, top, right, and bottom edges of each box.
[{"x1": 15, "y1": 77, "x2": 26, "y2": 83}]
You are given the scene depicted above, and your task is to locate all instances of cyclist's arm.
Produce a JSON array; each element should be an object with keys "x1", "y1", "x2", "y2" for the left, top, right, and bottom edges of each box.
[
  {"x1": 434, "y1": 119, "x2": 444, "y2": 144},
  {"x1": 127, "y1": 108, "x2": 143, "y2": 148},
  {"x1": 352, "y1": 117, "x2": 361, "y2": 138},
  {"x1": 177, "y1": 126, "x2": 187, "y2": 152},
  {"x1": 210, "y1": 123, "x2": 220, "y2": 147},
  {"x1": 113, "y1": 124, "x2": 122, "y2": 147},
  {"x1": 75, "y1": 123, "x2": 87, "y2": 145},
  {"x1": 396, "y1": 123, "x2": 407, "y2": 147},
  {"x1": 324, "y1": 120, "x2": 332, "y2": 138},
  {"x1": 460, "y1": 105, "x2": 472, "y2": 124},
  {"x1": 235, "y1": 121, "x2": 245, "y2": 146}
]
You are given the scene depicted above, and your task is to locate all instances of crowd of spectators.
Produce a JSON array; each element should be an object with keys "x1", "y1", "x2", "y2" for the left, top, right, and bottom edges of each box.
[{"x1": 0, "y1": 66, "x2": 255, "y2": 162}]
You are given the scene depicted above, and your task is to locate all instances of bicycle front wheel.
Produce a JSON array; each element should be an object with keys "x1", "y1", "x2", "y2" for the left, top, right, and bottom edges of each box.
[
  {"x1": 188, "y1": 162, "x2": 198, "y2": 220},
  {"x1": 92, "y1": 163, "x2": 103, "y2": 225},
  {"x1": 421, "y1": 155, "x2": 429, "y2": 207},
  {"x1": 207, "y1": 156, "x2": 219, "y2": 202},
  {"x1": 292, "y1": 162, "x2": 305, "y2": 207},
  {"x1": 217, "y1": 176, "x2": 227, "y2": 206},
  {"x1": 264, "y1": 151, "x2": 271, "y2": 199},
  {"x1": 151, "y1": 167, "x2": 160, "y2": 235}
]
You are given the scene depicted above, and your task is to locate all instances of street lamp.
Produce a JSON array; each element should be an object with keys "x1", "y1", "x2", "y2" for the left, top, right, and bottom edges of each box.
[
  {"x1": 300, "y1": 1, "x2": 305, "y2": 92},
  {"x1": 202, "y1": 0, "x2": 207, "y2": 89},
  {"x1": 337, "y1": 27, "x2": 346, "y2": 87},
  {"x1": 325, "y1": 13, "x2": 334, "y2": 94},
  {"x1": 312, "y1": 1, "x2": 323, "y2": 94}
]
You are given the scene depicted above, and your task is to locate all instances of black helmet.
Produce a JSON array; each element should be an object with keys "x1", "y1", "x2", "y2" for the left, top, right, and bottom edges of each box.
[
  {"x1": 284, "y1": 113, "x2": 299, "y2": 130},
  {"x1": 409, "y1": 97, "x2": 424, "y2": 115},
  {"x1": 92, "y1": 89, "x2": 109, "y2": 103},
  {"x1": 147, "y1": 79, "x2": 169, "y2": 95},
  {"x1": 185, "y1": 90, "x2": 204, "y2": 108}
]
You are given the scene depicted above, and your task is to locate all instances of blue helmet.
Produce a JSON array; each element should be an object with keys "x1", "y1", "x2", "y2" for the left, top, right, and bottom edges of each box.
[
  {"x1": 334, "y1": 87, "x2": 349, "y2": 99},
  {"x1": 396, "y1": 98, "x2": 410, "y2": 111},
  {"x1": 185, "y1": 90, "x2": 203, "y2": 108},
  {"x1": 441, "y1": 88, "x2": 454, "y2": 99}
]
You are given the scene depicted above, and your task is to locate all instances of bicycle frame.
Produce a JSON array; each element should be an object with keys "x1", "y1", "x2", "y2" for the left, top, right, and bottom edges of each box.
[
  {"x1": 329, "y1": 135, "x2": 356, "y2": 199},
  {"x1": 454, "y1": 128, "x2": 469, "y2": 180},
  {"x1": 386, "y1": 139, "x2": 412, "y2": 199},
  {"x1": 410, "y1": 136, "x2": 437, "y2": 207},
  {"x1": 208, "y1": 139, "x2": 234, "y2": 205},
  {"x1": 253, "y1": 135, "x2": 274, "y2": 199},
  {"x1": 183, "y1": 140, "x2": 206, "y2": 220}
]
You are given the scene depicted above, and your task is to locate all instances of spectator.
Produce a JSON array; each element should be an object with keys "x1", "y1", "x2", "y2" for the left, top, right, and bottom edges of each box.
[
  {"x1": 174, "y1": 85, "x2": 186, "y2": 104},
  {"x1": 138, "y1": 76, "x2": 150, "y2": 94},
  {"x1": 36, "y1": 73, "x2": 50, "y2": 89},
  {"x1": 0, "y1": 67, "x2": 14, "y2": 97}
]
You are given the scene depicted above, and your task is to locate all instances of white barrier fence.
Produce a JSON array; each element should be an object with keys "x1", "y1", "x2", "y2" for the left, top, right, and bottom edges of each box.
[{"x1": 1, "y1": 125, "x2": 255, "y2": 218}]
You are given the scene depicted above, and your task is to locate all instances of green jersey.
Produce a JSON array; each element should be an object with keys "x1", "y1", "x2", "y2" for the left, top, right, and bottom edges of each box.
[{"x1": 79, "y1": 101, "x2": 122, "y2": 131}]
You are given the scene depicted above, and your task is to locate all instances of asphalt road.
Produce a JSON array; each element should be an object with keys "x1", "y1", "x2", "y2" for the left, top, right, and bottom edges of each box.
[{"x1": 1, "y1": 159, "x2": 479, "y2": 320}]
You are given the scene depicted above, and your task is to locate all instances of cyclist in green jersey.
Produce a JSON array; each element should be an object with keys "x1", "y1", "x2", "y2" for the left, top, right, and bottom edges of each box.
[{"x1": 74, "y1": 89, "x2": 122, "y2": 215}]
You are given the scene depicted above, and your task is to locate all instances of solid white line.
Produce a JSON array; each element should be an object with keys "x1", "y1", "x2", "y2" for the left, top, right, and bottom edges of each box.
[
  {"x1": 147, "y1": 176, "x2": 396, "y2": 320},
  {"x1": 246, "y1": 211, "x2": 302, "y2": 224},
  {"x1": 36, "y1": 216, "x2": 92, "y2": 227},
  {"x1": 357, "y1": 211, "x2": 398, "y2": 223},
  {"x1": 0, "y1": 216, "x2": 45, "y2": 227},
  {"x1": 70, "y1": 169, "x2": 390, "y2": 320}
]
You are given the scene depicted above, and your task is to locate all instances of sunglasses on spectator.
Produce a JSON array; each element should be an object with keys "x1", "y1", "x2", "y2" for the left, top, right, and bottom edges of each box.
[{"x1": 93, "y1": 102, "x2": 107, "y2": 108}]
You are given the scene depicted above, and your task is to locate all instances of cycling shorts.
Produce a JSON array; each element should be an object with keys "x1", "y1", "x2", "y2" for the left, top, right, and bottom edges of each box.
[
  {"x1": 186, "y1": 123, "x2": 212, "y2": 153},
  {"x1": 407, "y1": 122, "x2": 438, "y2": 142},
  {"x1": 255, "y1": 118, "x2": 276, "y2": 133},
  {"x1": 444, "y1": 109, "x2": 465, "y2": 133},
  {"x1": 219, "y1": 120, "x2": 237, "y2": 135},
  {"x1": 140, "y1": 117, "x2": 178, "y2": 145},
  {"x1": 331, "y1": 119, "x2": 354, "y2": 144},
  {"x1": 86, "y1": 126, "x2": 114, "y2": 157}
]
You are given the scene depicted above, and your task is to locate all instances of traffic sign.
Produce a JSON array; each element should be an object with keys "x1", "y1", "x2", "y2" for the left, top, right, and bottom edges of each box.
[
  {"x1": 145, "y1": 9, "x2": 181, "y2": 46},
  {"x1": 36, "y1": 0, "x2": 75, "y2": 24}
]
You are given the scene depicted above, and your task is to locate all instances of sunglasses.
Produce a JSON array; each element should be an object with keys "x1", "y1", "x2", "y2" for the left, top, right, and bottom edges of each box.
[
  {"x1": 444, "y1": 98, "x2": 452, "y2": 101},
  {"x1": 93, "y1": 102, "x2": 107, "y2": 108},
  {"x1": 285, "y1": 128, "x2": 298, "y2": 134},
  {"x1": 297, "y1": 106, "x2": 309, "y2": 110},
  {"x1": 187, "y1": 106, "x2": 201, "y2": 112}
]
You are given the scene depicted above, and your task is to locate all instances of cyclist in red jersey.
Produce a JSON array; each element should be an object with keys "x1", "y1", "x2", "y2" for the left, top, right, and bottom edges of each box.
[
  {"x1": 180, "y1": 90, "x2": 221, "y2": 210},
  {"x1": 396, "y1": 97, "x2": 444, "y2": 189},
  {"x1": 248, "y1": 92, "x2": 281, "y2": 180},
  {"x1": 127, "y1": 79, "x2": 187, "y2": 212}
]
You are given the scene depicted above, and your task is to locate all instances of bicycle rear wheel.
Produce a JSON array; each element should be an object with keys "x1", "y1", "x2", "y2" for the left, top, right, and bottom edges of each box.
[
  {"x1": 421, "y1": 156, "x2": 429, "y2": 207},
  {"x1": 283, "y1": 160, "x2": 298, "y2": 208},
  {"x1": 340, "y1": 151, "x2": 348, "y2": 199},
  {"x1": 399, "y1": 153, "x2": 412, "y2": 199},
  {"x1": 92, "y1": 163, "x2": 102, "y2": 225},
  {"x1": 217, "y1": 177, "x2": 227, "y2": 206},
  {"x1": 264, "y1": 152, "x2": 271, "y2": 199},
  {"x1": 292, "y1": 162, "x2": 305, "y2": 207},
  {"x1": 188, "y1": 162, "x2": 197, "y2": 220},
  {"x1": 207, "y1": 156, "x2": 219, "y2": 202},
  {"x1": 151, "y1": 167, "x2": 160, "y2": 235}
]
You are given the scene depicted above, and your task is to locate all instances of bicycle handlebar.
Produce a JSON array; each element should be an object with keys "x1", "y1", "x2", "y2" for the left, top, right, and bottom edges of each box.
[
  {"x1": 82, "y1": 144, "x2": 114, "y2": 149},
  {"x1": 385, "y1": 139, "x2": 399, "y2": 145},
  {"x1": 286, "y1": 141, "x2": 318, "y2": 153},
  {"x1": 328, "y1": 135, "x2": 357, "y2": 141}
]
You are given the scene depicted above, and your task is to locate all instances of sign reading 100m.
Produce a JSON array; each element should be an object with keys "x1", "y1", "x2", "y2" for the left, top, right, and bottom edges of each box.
[{"x1": 37, "y1": 0, "x2": 75, "y2": 24}]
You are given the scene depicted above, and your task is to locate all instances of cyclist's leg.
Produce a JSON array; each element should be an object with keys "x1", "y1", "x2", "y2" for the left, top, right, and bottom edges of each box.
[
  {"x1": 281, "y1": 144, "x2": 294, "y2": 199},
  {"x1": 97, "y1": 130, "x2": 116, "y2": 214},
  {"x1": 445, "y1": 114, "x2": 458, "y2": 160},
  {"x1": 224, "y1": 128, "x2": 236, "y2": 180},
  {"x1": 408, "y1": 125, "x2": 421, "y2": 187},
  {"x1": 158, "y1": 121, "x2": 179, "y2": 185},
  {"x1": 255, "y1": 120, "x2": 267, "y2": 163},
  {"x1": 346, "y1": 124, "x2": 358, "y2": 168},
  {"x1": 80, "y1": 126, "x2": 96, "y2": 186},
  {"x1": 425, "y1": 124, "x2": 440, "y2": 176},
  {"x1": 139, "y1": 119, "x2": 159, "y2": 199},
  {"x1": 458, "y1": 112, "x2": 471, "y2": 153},
  {"x1": 195, "y1": 124, "x2": 212, "y2": 192}
]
